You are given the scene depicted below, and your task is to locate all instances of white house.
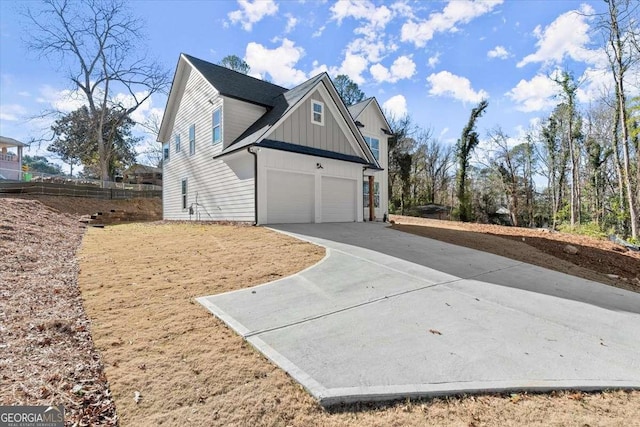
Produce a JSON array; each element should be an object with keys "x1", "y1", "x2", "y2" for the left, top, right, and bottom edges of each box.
[
  {"x1": 158, "y1": 54, "x2": 391, "y2": 224},
  {"x1": 0, "y1": 136, "x2": 27, "y2": 181}
]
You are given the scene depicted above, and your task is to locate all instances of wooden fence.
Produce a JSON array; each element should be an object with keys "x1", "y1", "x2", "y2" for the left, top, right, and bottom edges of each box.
[{"x1": 0, "y1": 182, "x2": 161, "y2": 200}]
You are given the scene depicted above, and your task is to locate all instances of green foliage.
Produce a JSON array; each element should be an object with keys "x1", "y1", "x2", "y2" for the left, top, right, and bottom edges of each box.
[
  {"x1": 333, "y1": 75, "x2": 366, "y2": 106},
  {"x1": 219, "y1": 55, "x2": 250, "y2": 74},
  {"x1": 22, "y1": 155, "x2": 62, "y2": 175},
  {"x1": 629, "y1": 96, "x2": 640, "y2": 140},
  {"x1": 49, "y1": 106, "x2": 140, "y2": 179},
  {"x1": 456, "y1": 100, "x2": 488, "y2": 222},
  {"x1": 557, "y1": 222, "x2": 610, "y2": 240}
]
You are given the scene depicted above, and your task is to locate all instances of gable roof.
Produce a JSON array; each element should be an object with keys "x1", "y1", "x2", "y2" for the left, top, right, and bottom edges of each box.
[
  {"x1": 160, "y1": 54, "x2": 383, "y2": 169},
  {"x1": 215, "y1": 72, "x2": 382, "y2": 169},
  {"x1": 221, "y1": 73, "x2": 326, "y2": 152},
  {"x1": 347, "y1": 97, "x2": 393, "y2": 135},
  {"x1": 347, "y1": 98, "x2": 373, "y2": 120},
  {"x1": 183, "y1": 54, "x2": 286, "y2": 107}
]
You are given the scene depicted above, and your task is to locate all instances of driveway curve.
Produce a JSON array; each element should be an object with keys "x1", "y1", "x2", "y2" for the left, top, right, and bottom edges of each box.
[{"x1": 197, "y1": 222, "x2": 640, "y2": 406}]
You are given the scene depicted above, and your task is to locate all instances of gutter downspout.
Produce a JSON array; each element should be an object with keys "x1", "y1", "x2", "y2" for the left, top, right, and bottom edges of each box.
[{"x1": 248, "y1": 146, "x2": 259, "y2": 226}]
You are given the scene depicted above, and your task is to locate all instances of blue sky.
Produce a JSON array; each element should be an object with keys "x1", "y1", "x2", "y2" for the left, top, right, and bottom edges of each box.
[{"x1": 0, "y1": 0, "x2": 629, "y2": 165}]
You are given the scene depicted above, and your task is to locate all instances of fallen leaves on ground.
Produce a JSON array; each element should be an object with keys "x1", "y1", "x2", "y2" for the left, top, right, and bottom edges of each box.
[{"x1": 0, "y1": 198, "x2": 117, "y2": 426}]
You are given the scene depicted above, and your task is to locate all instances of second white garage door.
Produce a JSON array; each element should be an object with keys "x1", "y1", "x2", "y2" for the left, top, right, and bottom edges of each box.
[
  {"x1": 321, "y1": 177, "x2": 356, "y2": 222},
  {"x1": 266, "y1": 170, "x2": 314, "y2": 223}
]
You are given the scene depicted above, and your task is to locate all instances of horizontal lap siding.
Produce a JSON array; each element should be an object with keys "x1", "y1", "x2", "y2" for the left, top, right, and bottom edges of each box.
[
  {"x1": 223, "y1": 97, "x2": 266, "y2": 149},
  {"x1": 163, "y1": 69, "x2": 255, "y2": 221}
]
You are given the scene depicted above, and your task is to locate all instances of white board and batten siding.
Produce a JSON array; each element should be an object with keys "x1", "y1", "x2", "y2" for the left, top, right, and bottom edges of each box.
[
  {"x1": 357, "y1": 102, "x2": 389, "y2": 220},
  {"x1": 162, "y1": 67, "x2": 262, "y2": 222},
  {"x1": 270, "y1": 89, "x2": 358, "y2": 158},
  {"x1": 257, "y1": 148, "x2": 362, "y2": 224}
]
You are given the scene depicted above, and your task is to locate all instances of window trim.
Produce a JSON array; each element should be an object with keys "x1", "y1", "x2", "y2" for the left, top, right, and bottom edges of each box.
[
  {"x1": 175, "y1": 134, "x2": 181, "y2": 153},
  {"x1": 364, "y1": 136, "x2": 380, "y2": 160},
  {"x1": 189, "y1": 124, "x2": 196, "y2": 156},
  {"x1": 311, "y1": 100, "x2": 324, "y2": 126},
  {"x1": 181, "y1": 178, "x2": 188, "y2": 211},
  {"x1": 363, "y1": 180, "x2": 380, "y2": 208},
  {"x1": 212, "y1": 107, "x2": 222, "y2": 144}
]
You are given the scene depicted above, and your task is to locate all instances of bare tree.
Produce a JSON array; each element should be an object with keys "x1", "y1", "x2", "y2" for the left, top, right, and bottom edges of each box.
[
  {"x1": 489, "y1": 128, "x2": 521, "y2": 226},
  {"x1": 553, "y1": 71, "x2": 583, "y2": 227},
  {"x1": 600, "y1": 0, "x2": 640, "y2": 238},
  {"x1": 25, "y1": 0, "x2": 170, "y2": 182}
]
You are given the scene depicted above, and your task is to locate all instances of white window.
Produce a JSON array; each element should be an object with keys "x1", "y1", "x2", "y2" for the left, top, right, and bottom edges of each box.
[
  {"x1": 311, "y1": 100, "x2": 324, "y2": 125},
  {"x1": 212, "y1": 108, "x2": 222, "y2": 144},
  {"x1": 175, "y1": 134, "x2": 181, "y2": 153},
  {"x1": 363, "y1": 181, "x2": 380, "y2": 208},
  {"x1": 181, "y1": 178, "x2": 188, "y2": 210},
  {"x1": 364, "y1": 136, "x2": 380, "y2": 160},
  {"x1": 189, "y1": 124, "x2": 196, "y2": 155}
]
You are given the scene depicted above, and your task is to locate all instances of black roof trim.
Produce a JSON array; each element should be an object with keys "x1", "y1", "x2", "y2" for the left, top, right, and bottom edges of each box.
[{"x1": 259, "y1": 139, "x2": 369, "y2": 165}]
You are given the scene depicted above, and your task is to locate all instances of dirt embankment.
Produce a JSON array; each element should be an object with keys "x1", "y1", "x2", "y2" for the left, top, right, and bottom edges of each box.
[
  {"x1": 0, "y1": 194, "x2": 161, "y2": 219},
  {"x1": 0, "y1": 198, "x2": 117, "y2": 425},
  {"x1": 390, "y1": 215, "x2": 640, "y2": 293}
]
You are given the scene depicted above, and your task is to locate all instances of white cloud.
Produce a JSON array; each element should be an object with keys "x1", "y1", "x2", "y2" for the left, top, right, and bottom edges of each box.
[
  {"x1": 112, "y1": 91, "x2": 154, "y2": 124},
  {"x1": 18, "y1": 91, "x2": 30, "y2": 97},
  {"x1": 346, "y1": 38, "x2": 390, "y2": 63},
  {"x1": 330, "y1": 0, "x2": 397, "y2": 65},
  {"x1": 228, "y1": 0, "x2": 278, "y2": 32},
  {"x1": 312, "y1": 25, "x2": 326, "y2": 38},
  {"x1": 517, "y1": 4, "x2": 605, "y2": 68},
  {"x1": 0, "y1": 104, "x2": 27, "y2": 121},
  {"x1": 427, "y1": 52, "x2": 440, "y2": 68},
  {"x1": 427, "y1": 71, "x2": 488, "y2": 103},
  {"x1": 329, "y1": 53, "x2": 369, "y2": 85},
  {"x1": 309, "y1": 60, "x2": 328, "y2": 77},
  {"x1": 370, "y1": 55, "x2": 416, "y2": 83},
  {"x1": 506, "y1": 73, "x2": 558, "y2": 112},
  {"x1": 285, "y1": 14, "x2": 298, "y2": 33},
  {"x1": 487, "y1": 45, "x2": 509, "y2": 59},
  {"x1": 37, "y1": 85, "x2": 86, "y2": 113},
  {"x1": 245, "y1": 39, "x2": 308, "y2": 87},
  {"x1": 390, "y1": 1, "x2": 415, "y2": 19},
  {"x1": 401, "y1": 0, "x2": 503, "y2": 47},
  {"x1": 383, "y1": 94, "x2": 408, "y2": 118},
  {"x1": 330, "y1": 0, "x2": 392, "y2": 29}
]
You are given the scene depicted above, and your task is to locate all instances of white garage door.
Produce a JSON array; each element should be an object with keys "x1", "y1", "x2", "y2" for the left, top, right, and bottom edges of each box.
[
  {"x1": 266, "y1": 170, "x2": 314, "y2": 223},
  {"x1": 321, "y1": 177, "x2": 356, "y2": 222}
]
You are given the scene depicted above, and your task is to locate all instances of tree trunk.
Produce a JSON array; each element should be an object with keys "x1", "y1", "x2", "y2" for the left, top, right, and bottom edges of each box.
[{"x1": 608, "y1": 0, "x2": 638, "y2": 239}]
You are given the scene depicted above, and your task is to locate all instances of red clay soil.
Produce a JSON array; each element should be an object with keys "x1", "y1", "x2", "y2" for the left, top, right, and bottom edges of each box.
[{"x1": 390, "y1": 215, "x2": 640, "y2": 294}]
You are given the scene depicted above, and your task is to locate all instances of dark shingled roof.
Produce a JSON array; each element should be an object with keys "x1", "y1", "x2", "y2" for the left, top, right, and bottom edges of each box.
[
  {"x1": 182, "y1": 54, "x2": 380, "y2": 168},
  {"x1": 183, "y1": 54, "x2": 287, "y2": 107}
]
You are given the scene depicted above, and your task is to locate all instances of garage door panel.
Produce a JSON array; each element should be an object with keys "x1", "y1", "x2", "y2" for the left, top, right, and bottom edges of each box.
[
  {"x1": 266, "y1": 170, "x2": 314, "y2": 224},
  {"x1": 322, "y1": 177, "x2": 356, "y2": 222}
]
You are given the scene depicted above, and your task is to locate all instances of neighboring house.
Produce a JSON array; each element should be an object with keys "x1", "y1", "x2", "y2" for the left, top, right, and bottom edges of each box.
[
  {"x1": 123, "y1": 164, "x2": 163, "y2": 186},
  {"x1": 0, "y1": 136, "x2": 26, "y2": 181},
  {"x1": 158, "y1": 53, "x2": 390, "y2": 224}
]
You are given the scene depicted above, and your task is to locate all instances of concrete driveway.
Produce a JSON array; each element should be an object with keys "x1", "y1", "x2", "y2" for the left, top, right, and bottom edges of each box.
[{"x1": 197, "y1": 222, "x2": 640, "y2": 406}]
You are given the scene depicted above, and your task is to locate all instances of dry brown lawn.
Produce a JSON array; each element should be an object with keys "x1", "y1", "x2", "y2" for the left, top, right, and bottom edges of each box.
[{"x1": 78, "y1": 222, "x2": 640, "y2": 426}]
